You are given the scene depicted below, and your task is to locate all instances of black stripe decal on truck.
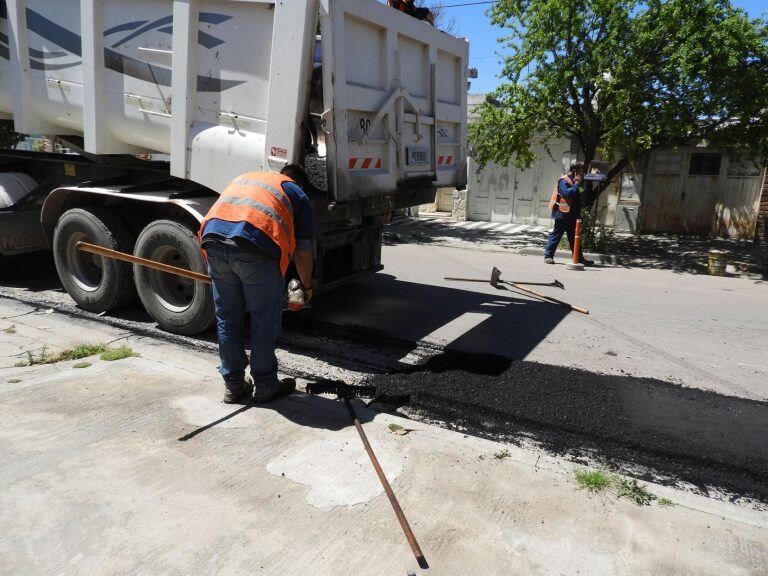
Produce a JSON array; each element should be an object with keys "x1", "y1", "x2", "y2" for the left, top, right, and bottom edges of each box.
[{"x1": 24, "y1": 8, "x2": 243, "y2": 92}]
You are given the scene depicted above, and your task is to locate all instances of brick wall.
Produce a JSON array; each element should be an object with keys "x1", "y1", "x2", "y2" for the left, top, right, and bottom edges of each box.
[{"x1": 758, "y1": 169, "x2": 768, "y2": 243}]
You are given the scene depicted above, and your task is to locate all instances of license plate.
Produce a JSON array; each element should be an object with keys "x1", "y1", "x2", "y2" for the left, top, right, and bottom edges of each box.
[{"x1": 407, "y1": 147, "x2": 429, "y2": 166}]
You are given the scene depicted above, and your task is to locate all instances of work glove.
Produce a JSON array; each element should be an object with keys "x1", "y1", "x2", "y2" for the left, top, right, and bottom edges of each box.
[{"x1": 287, "y1": 279, "x2": 314, "y2": 312}]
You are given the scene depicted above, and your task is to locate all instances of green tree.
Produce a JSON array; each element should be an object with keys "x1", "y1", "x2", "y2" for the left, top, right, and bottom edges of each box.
[
  {"x1": 0, "y1": 120, "x2": 23, "y2": 150},
  {"x1": 469, "y1": 0, "x2": 768, "y2": 207}
]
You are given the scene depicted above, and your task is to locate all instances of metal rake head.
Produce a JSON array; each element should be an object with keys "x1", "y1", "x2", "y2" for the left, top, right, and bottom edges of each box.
[
  {"x1": 491, "y1": 267, "x2": 502, "y2": 288},
  {"x1": 306, "y1": 380, "x2": 377, "y2": 399}
]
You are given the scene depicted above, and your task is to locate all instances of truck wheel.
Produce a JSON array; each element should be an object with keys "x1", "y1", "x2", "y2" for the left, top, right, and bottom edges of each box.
[
  {"x1": 133, "y1": 220, "x2": 215, "y2": 335},
  {"x1": 53, "y1": 207, "x2": 136, "y2": 312}
]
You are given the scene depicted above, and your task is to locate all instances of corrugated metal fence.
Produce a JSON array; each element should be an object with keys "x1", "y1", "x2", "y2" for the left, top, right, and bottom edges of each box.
[{"x1": 757, "y1": 170, "x2": 768, "y2": 243}]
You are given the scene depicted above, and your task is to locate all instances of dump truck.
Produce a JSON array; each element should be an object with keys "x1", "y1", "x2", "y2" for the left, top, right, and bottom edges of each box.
[{"x1": 0, "y1": 0, "x2": 468, "y2": 334}]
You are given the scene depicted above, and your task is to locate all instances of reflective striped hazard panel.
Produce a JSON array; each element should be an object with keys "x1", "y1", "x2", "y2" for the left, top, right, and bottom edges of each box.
[{"x1": 349, "y1": 158, "x2": 383, "y2": 170}]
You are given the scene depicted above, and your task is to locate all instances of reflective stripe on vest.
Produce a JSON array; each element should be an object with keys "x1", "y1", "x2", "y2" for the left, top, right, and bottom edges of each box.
[
  {"x1": 548, "y1": 176, "x2": 573, "y2": 214},
  {"x1": 199, "y1": 172, "x2": 296, "y2": 276}
]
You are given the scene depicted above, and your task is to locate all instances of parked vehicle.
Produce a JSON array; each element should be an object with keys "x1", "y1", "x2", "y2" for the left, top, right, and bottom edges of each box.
[{"x1": 0, "y1": 0, "x2": 468, "y2": 334}]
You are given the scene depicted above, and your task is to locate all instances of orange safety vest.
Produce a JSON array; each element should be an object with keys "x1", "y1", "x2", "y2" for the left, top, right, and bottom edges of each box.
[
  {"x1": 548, "y1": 175, "x2": 574, "y2": 214},
  {"x1": 199, "y1": 172, "x2": 296, "y2": 276}
]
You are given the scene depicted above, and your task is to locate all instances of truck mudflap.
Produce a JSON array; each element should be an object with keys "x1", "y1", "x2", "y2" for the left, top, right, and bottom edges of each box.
[{"x1": 320, "y1": 0, "x2": 469, "y2": 203}]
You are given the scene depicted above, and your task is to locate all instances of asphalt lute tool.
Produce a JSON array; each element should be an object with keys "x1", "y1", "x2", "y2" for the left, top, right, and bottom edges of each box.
[
  {"x1": 445, "y1": 267, "x2": 588, "y2": 315},
  {"x1": 306, "y1": 381, "x2": 428, "y2": 570}
]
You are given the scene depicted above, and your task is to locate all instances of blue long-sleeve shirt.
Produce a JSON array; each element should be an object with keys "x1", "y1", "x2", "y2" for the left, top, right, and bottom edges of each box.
[
  {"x1": 201, "y1": 180, "x2": 314, "y2": 258},
  {"x1": 551, "y1": 178, "x2": 581, "y2": 220}
]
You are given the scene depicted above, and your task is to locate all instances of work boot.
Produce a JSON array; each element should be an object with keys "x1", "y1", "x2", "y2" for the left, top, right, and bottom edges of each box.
[
  {"x1": 222, "y1": 385, "x2": 246, "y2": 404},
  {"x1": 222, "y1": 375, "x2": 254, "y2": 404},
  {"x1": 580, "y1": 258, "x2": 595, "y2": 267},
  {"x1": 544, "y1": 257, "x2": 555, "y2": 264},
  {"x1": 252, "y1": 378, "x2": 297, "y2": 404}
]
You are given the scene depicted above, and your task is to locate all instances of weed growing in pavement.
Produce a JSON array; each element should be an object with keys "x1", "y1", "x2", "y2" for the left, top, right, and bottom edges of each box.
[
  {"x1": 4, "y1": 325, "x2": 16, "y2": 334},
  {"x1": 15, "y1": 346, "x2": 50, "y2": 366},
  {"x1": 575, "y1": 469, "x2": 664, "y2": 506},
  {"x1": 73, "y1": 362, "x2": 92, "y2": 369},
  {"x1": 493, "y1": 449, "x2": 511, "y2": 460},
  {"x1": 574, "y1": 469, "x2": 613, "y2": 493},
  {"x1": 14, "y1": 343, "x2": 108, "y2": 366},
  {"x1": 388, "y1": 423, "x2": 404, "y2": 433},
  {"x1": 616, "y1": 478, "x2": 656, "y2": 506},
  {"x1": 8, "y1": 379, "x2": 21, "y2": 384},
  {"x1": 100, "y1": 346, "x2": 139, "y2": 361},
  {"x1": 59, "y1": 344, "x2": 107, "y2": 361}
]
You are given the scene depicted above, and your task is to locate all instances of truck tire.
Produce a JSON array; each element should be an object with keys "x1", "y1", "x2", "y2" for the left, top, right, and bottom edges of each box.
[
  {"x1": 133, "y1": 220, "x2": 215, "y2": 335},
  {"x1": 53, "y1": 207, "x2": 136, "y2": 312}
]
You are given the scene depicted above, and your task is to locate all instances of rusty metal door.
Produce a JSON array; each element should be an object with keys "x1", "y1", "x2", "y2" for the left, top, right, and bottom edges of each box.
[
  {"x1": 642, "y1": 150, "x2": 685, "y2": 233},
  {"x1": 682, "y1": 176, "x2": 718, "y2": 234}
]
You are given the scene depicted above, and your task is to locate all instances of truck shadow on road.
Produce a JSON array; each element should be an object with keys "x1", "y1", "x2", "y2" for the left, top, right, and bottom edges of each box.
[{"x1": 294, "y1": 273, "x2": 572, "y2": 370}]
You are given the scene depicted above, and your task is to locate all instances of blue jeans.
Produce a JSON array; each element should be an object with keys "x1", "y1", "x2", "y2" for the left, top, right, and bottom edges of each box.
[
  {"x1": 544, "y1": 218, "x2": 581, "y2": 260},
  {"x1": 205, "y1": 243, "x2": 284, "y2": 393}
]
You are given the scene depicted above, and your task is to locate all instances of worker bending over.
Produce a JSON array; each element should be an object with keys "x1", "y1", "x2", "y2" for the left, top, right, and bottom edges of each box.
[
  {"x1": 544, "y1": 161, "x2": 594, "y2": 266},
  {"x1": 200, "y1": 165, "x2": 315, "y2": 404}
]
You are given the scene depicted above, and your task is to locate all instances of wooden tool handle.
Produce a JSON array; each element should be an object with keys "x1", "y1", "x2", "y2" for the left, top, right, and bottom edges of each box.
[
  {"x1": 77, "y1": 242, "x2": 211, "y2": 284},
  {"x1": 508, "y1": 281, "x2": 589, "y2": 315},
  {"x1": 344, "y1": 396, "x2": 428, "y2": 569},
  {"x1": 443, "y1": 277, "x2": 489, "y2": 283}
]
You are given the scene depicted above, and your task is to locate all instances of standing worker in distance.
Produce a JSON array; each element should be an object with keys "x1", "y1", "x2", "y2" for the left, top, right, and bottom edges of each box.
[
  {"x1": 544, "y1": 161, "x2": 594, "y2": 266},
  {"x1": 200, "y1": 165, "x2": 315, "y2": 404}
]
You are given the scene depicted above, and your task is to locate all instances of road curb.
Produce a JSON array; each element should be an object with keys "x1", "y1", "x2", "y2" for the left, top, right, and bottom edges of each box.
[{"x1": 517, "y1": 246, "x2": 620, "y2": 265}]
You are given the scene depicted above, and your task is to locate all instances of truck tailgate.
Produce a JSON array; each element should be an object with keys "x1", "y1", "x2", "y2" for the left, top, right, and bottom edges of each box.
[{"x1": 321, "y1": 0, "x2": 468, "y2": 202}]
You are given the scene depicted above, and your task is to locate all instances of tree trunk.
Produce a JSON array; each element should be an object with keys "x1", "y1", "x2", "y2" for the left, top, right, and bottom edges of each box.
[{"x1": 582, "y1": 146, "x2": 597, "y2": 208}]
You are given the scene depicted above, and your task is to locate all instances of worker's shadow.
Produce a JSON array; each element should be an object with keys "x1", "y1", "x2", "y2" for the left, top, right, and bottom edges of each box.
[{"x1": 177, "y1": 385, "x2": 372, "y2": 442}]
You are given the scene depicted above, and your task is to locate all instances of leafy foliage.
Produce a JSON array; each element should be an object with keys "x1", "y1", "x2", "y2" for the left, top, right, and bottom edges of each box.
[
  {"x1": 470, "y1": 0, "x2": 768, "y2": 205},
  {"x1": 0, "y1": 120, "x2": 23, "y2": 150},
  {"x1": 579, "y1": 208, "x2": 615, "y2": 253}
]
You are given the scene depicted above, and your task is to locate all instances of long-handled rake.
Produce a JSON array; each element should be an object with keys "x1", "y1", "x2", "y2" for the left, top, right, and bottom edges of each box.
[
  {"x1": 306, "y1": 381, "x2": 428, "y2": 569},
  {"x1": 445, "y1": 267, "x2": 589, "y2": 314}
]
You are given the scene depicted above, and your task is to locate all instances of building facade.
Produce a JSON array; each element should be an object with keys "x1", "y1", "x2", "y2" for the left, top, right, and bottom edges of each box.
[{"x1": 461, "y1": 95, "x2": 767, "y2": 240}]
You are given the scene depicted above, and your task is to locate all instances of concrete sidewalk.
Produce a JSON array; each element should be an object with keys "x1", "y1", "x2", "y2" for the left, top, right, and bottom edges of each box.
[
  {"x1": 1, "y1": 299, "x2": 766, "y2": 575},
  {"x1": 386, "y1": 217, "x2": 768, "y2": 278}
]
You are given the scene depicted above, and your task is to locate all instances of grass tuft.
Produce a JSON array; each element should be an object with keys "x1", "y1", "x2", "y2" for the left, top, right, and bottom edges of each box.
[
  {"x1": 8, "y1": 378, "x2": 22, "y2": 384},
  {"x1": 59, "y1": 344, "x2": 106, "y2": 362},
  {"x1": 73, "y1": 362, "x2": 92, "y2": 369},
  {"x1": 4, "y1": 325, "x2": 17, "y2": 334},
  {"x1": 100, "y1": 346, "x2": 139, "y2": 362},
  {"x1": 493, "y1": 449, "x2": 511, "y2": 460},
  {"x1": 616, "y1": 478, "x2": 656, "y2": 506},
  {"x1": 575, "y1": 469, "x2": 613, "y2": 493},
  {"x1": 575, "y1": 469, "x2": 664, "y2": 506},
  {"x1": 15, "y1": 346, "x2": 51, "y2": 366},
  {"x1": 14, "y1": 343, "x2": 108, "y2": 366},
  {"x1": 387, "y1": 423, "x2": 404, "y2": 433}
]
